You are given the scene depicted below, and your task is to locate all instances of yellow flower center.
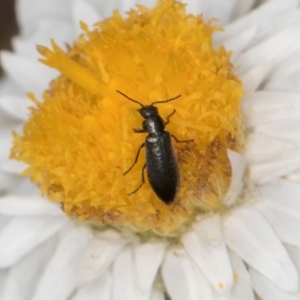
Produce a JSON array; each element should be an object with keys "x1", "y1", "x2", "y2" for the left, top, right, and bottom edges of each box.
[{"x1": 11, "y1": 0, "x2": 244, "y2": 237}]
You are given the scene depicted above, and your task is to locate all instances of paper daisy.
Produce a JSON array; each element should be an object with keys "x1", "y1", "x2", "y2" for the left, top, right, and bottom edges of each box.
[{"x1": 1, "y1": 0, "x2": 300, "y2": 299}]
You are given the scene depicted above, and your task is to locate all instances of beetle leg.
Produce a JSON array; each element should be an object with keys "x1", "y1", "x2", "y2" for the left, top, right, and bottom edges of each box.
[
  {"x1": 133, "y1": 128, "x2": 146, "y2": 133},
  {"x1": 123, "y1": 142, "x2": 145, "y2": 175},
  {"x1": 127, "y1": 164, "x2": 146, "y2": 196},
  {"x1": 171, "y1": 134, "x2": 194, "y2": 143},
  {"x1": 164, "y1": 109, "x2": 176, "y2": 126}
]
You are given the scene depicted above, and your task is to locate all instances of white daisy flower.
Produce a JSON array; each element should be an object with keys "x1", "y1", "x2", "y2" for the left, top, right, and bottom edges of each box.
[{"x1": 1, "y1": 0, "x2": 300, "y2": 300}]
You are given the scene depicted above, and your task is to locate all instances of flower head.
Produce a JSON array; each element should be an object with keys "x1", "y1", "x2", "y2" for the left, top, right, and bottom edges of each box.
[{"x1": 11, "y1": 0, "x2": 243, "y2": 236}]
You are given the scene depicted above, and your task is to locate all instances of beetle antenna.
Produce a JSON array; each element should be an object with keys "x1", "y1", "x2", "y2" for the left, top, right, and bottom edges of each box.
[
  {"x1": 151, "y1": 95, "x2": 181, "y2": 106},
  {"x1": 116, "y1": 90, "x2": 144, "y2": 107}
]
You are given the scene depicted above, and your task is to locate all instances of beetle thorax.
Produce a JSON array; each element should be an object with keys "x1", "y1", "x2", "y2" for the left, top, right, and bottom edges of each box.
[{"x1": 143, "y1": 115, "x2": 165, "y2": 134}]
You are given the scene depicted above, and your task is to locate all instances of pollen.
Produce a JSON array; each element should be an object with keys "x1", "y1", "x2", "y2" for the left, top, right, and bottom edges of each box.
[{"x1": 11, "y1": 0, "x2": 244, "y2": 237}]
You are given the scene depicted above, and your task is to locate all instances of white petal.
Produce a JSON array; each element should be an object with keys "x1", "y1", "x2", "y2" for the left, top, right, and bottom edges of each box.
[
  {"x1": 219, "y1": 250, "x2": 255, "y2": 300},
  {"x1": 0, "y1": 196, "x2": 64, "y2": 216},
  {"x1": 182, "y1": 0, "x2": 206, "y2": 15},
  {"x1": 112, "y1": 247, "x2": 149, "y2": 300},
  {"x1": 239, "y1": 64, "x2": 271, "y2": 98},
  {"x1": 182, "y1": 214, "x2": 233, "y2": 295},
  {"x1": 0, "y1": 51, "x2": 58, "y2": 97},
  {"x1": 72, "y1": 269, "x2": 112, "y2": 300},
  {"x1": 245, "y1": 133, "x2": 300, "y2": 183},
  {"x1": 0, "y1": 125, "x2": 15, "y2": 164},
  {"x1": 5, "y1": 177, "x2": 38, "y2": 196},
  {"x1": 134, "y1": 240, "x2": 166, "y2": 295},
  {"x1": 256, "y1": 118, "x2": 300, "y2": 144},
  {"x1": 1, "y1": 159, "x2": 28, "y2": 174},
  {"x1": 0, "y1": 216, "x2": 68, "y2": 268},
  {"x1": 259, "y1": 8, "x2": 300, "y2": 42},
  {"x1": 255, "y1": 180, "x2": 300, "y2": 247},
  {"x1": 217, "y1": 0, "x2": 298, "y2": 44},
  {"x1": 266, "y1": 71, "x2": 300, "y2": 94},
  {"x1": 0, "y1": 215, "x2": 10, "y2": 230},
  {"x1": 0, "y1": 75, "x2": 24, "y2": 97},
  {"x1": 216, "y1": 27, "x2": 257, "y2": 63},
  {"x1": 269, "y1": 48, "x2": 300, "y2": 80},
  {"x1": 236, "y1": 25, "x2": 300, "y2": 75},
  {"x1": 201, "y1": 0, "x2": 237, "y2": 25},
  {"x1": 13, "y1": 19, "x2": 76, "y2": 58},
  {"x1": 72, "y1": 0, "x2": 101, "y2": 36},
  {"x1": 90, "y1": 1, "x2": 135, "y2": 19},
  {"x1": 286, "y1": 169, "x2": 300, "y2": 184},
  {"x1": 255, "y1": 109, "x2": 300, "y2": 129},
  {"x1": 244, "y1": 10, "x2": 300, "y2": 57},
  {"x1": 286, "y1": 244, "x2": 300, "y2": 274},
  {"x1": 32, "y1": 226, "x2": 91, "y2": 300},
  {"x1": 78, "y1": 230, "x2": 127, "y2": 286},
  {"x1": 0, "y1": 95, "x2": 31, "y2": 121},
  {"x1": 231, "y1": 0, "x2": 255, "y2": 20},
  {"x1": 246, "y1": 121, "x2": 300, "y2": 182},
  {"x1": 0, "y1": 269, "x2": 8, "y2": 297},
  {"x1": 266, "y1": 49, "x2": 300, "y2": 93},
  {"x1": 244, "y1": 91, "x2": 300, "y2": 127},
  {"x1": 247, "y1": 150, "x2": 300, "y2": 183},
  {"x1": 162, "y1": 247, "x2": 214, "y2": 300},
  {"x1": 120, "y1": 0, "x2": 136, "y2": 13},
  {"x1": 1, "y1": 236, "x2": 57, "y2": 300},
  {"x1": 0, "y1": 170, "x2": 18, "y2": 192},
  {"x1": 223, "y1": 150, "x2": 246, "y2": 207},
  {"x1": 245, "y1": 132, "x2": 297, "y2": 164},
  {"x1": 250, "y1": 267, "x2": 300, "y2": 300},
  {"x1": 16, "y1": 0, "x2": 71, "y2": 34},
  {"x1": 223, "y1": 206, "x2": 298, "y2": 292},
  {"x1": 149, "y1": 286, "x2": 164, "y2": 300}
]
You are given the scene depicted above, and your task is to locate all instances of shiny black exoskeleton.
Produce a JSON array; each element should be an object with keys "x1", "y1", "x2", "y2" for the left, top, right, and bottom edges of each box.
[{"x1": 117, "y1": 90, "x2": 193, "y2": 204}]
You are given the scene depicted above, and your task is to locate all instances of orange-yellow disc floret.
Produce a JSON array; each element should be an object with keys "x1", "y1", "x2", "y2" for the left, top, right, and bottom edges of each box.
[{"x1": 11, "y1": 0, "x2": 244, "y2": 237}]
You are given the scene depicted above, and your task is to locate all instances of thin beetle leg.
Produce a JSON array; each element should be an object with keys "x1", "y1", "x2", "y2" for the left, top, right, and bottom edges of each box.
[
  {"x1": 127, "y1": 164, "x2": 146, "y2": 196},
  {"x1": 133, "y1": 128, "x2": 146, "y2": 133},
  {"x1": 164, "y1": 109, "x2": 176, "y2": 126},
  {"x1": 123, "y1": 142, "x2": 145, "y2": 176},
  {"x1": 171, "y1": 134, "x2": 194, "y2": 143}
]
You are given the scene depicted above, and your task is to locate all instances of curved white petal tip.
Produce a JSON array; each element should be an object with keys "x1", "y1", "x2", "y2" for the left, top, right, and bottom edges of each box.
[
  {"x1": 224, "y1": 206, "x2": 299, "y2": 292},
  {"x1": 182, "y1": 214, "x2": 233, "y2": 295},
  {"x1": 78, "y1": 230, "x2": 127, "y2": 287},
  {"x1": 134, "y1": 240, "x2": 166, "y2": 295},
  {"x1": 224, "y1": 149, "x2": 247, "y2": 207}
]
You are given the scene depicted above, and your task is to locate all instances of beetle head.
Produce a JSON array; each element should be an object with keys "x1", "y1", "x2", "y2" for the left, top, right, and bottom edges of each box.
[{"x1": 139, "y1": 106, "x2": 158, "y2": 119}]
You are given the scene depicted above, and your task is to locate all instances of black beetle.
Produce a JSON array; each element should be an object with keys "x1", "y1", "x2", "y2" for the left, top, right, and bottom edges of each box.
[{"x1": 117, "y1": 90, "x2": 193, "y2": 204}]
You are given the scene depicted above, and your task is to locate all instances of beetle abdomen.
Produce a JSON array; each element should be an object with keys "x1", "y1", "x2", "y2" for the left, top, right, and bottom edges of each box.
[{"x1": 145, "y1": 131, "x2": 179, "y2": 204}]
